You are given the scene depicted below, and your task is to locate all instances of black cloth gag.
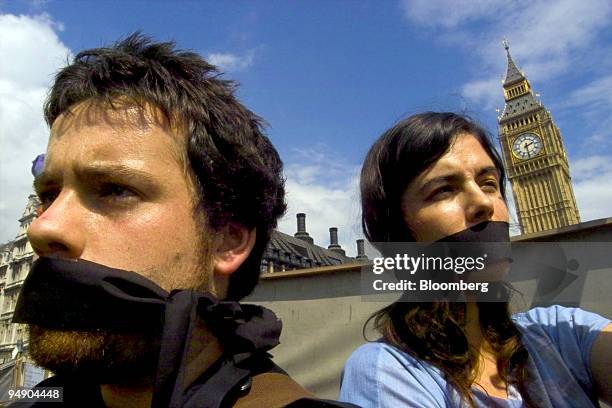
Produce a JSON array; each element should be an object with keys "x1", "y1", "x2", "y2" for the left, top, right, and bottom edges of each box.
[{"x1": 13, "y1": 258, "x2": 283, "y2": 408}]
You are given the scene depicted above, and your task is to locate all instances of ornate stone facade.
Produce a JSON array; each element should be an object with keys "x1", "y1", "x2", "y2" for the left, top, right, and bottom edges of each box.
[
  {"x1": 0, "y1": 195, "x2": 38, "y2": 363},
  {"x1": 498, "y1": 41, "x2": 580, "y2": 234}
]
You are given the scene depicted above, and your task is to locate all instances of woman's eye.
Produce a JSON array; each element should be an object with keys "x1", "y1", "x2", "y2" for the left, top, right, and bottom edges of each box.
[
  {"x1": 430, "y1": 186, "x2": 454, "y2": 199},
  {"x1": 481, "y1": 179, "x2": 500, "y2": 192}
]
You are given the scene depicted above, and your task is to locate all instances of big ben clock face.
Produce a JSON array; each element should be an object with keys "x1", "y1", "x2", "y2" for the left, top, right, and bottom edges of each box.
[{"x1": 512, "y1": 132, "x2": 542, "y2": 160}]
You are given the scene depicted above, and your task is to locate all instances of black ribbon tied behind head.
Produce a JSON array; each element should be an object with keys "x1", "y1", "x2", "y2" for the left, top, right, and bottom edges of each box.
[{"x1": 13, "y1": 257, "x2": 282, "y2": 408}]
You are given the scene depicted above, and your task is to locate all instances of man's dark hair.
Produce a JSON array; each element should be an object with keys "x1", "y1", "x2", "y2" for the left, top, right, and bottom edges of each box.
[
  {"x1": 44, "y1": 33, "x2": 286, "y2": 300},
  {"x1": 360, "y1": 112, "x2": 506, "y2": 245}
]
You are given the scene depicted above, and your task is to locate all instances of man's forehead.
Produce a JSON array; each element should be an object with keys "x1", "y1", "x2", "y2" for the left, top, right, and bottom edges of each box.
[
  {"x1": 36, "y1": 98, "x2": 197, "y2": 189},
  {"x1": 50, "y1": 99, "x2": 177, "y2": 139},
  {"x1": 48, "y1": 99, "x2": 189, "y2": 166}
]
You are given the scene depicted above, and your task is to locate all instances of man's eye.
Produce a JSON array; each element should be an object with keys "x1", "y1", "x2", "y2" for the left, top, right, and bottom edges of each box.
[
  {"x1": 98, "y1": 183, "x2": 138, "y2": 200},
  {"x1": 36, "y1": 189, "x2": 59, "y2": 211}
]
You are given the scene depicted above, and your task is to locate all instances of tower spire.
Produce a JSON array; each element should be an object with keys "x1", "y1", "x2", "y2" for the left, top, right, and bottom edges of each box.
[
  {"x1": 497, "y1": 40, "x2": 581, "y2": 234},
  {"x1": 502, "y1": 39, "x2": 524, "y2": 86}
]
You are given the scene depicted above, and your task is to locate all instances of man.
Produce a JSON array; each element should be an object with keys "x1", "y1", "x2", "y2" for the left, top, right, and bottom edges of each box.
[{"x1": 13, "y1": 34, "x2": 354, "y2": 407}]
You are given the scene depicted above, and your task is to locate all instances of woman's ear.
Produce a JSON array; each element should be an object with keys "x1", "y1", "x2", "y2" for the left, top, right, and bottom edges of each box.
[{"x1": 213, "y1": 224, "x2": 256, "y2": 277}]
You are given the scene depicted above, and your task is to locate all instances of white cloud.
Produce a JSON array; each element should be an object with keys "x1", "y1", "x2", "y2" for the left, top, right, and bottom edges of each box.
[
  {"x1": 571, "y1": 155, "x2": 612, "y2": 182},
  {"x1": 207, "y1": 51, "x2": 255, "y2": 72},
  {"x1": 401, "y1": 0, "x2": 501, "y2": 28},
  {"x1": 0, "y1": 14, "x2": 67, "y2": 87},
  {"x1": 402, "y1": 0, "x2": 612, "y2": 227},
  {"x1": 276, "y1": 148, "x2": 364, "y2": 257},
  {"x1": 461, "y1": 77, "x2": 502, "y2": 111},
  {"x1": 0, "y1": 13, "x2": 70, "y2": 243},
  {"x1": 566, "y1": 75, "x2": 612, "y2": 110},
  {"x1": 400, "y1": 0, "x2": 612, "y2": 109},
  {"x1": 571, "y1": 155, "x2": 612, "y2": 222},
  {"x1": 559, "y1": 77, "x2": 612, "y2": 152}
]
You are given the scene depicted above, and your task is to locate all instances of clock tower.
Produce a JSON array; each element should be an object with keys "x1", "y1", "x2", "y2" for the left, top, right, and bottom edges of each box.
[{"x1": 498, "y1": 41, "x2": 580, "y2": 234}]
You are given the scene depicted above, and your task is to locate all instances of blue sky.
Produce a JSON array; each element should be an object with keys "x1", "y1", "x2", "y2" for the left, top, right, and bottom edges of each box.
[{"x1": 1, "y1": 0, "x2": 611, "y2": 254}]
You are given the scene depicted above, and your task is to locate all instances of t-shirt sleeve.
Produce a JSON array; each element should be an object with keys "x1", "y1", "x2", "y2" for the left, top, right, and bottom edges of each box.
[
  {"x1": 519, "y1": 306, "x2": 611, "y2": 386},
  {"x1": 338, "y1": 342, "x2": 449, "y2": 408}
]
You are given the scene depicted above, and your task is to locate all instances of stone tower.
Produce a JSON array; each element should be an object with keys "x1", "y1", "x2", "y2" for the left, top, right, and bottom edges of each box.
[{"x1": 497, "y1": 41, "x2": 580, "y2": 234}]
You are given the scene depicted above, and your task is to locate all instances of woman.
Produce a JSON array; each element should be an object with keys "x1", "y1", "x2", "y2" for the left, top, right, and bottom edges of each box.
[{"x1": 339, "y1": 112, "x2": 611, "y2": 407}]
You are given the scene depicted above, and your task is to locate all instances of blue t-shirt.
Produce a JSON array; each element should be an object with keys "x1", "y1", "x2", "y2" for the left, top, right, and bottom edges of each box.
[{"x1": 339, "y1": 306, "x2": 610, "y2": 407}]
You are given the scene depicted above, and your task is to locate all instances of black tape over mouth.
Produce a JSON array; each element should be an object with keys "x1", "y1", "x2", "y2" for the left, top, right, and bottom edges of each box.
[
  {"x1": 13, "y1": 257, "x2": 168, "y2": 332},
  {"x1": 12, "y1": 257, "x2": 284, "y2": 407}
]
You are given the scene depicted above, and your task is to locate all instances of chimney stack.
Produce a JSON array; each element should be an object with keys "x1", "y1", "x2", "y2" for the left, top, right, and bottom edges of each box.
[
  {"x1": 294, "y1": 213, "x2": 314, "y2": 244},
  {"x1": 328, "y1": 227, "x2": 345, "y2": 256},
  {"x1": 356, "y1": 239, "x2": 368, "y2": 260},
  {"x1": 296, "y1": 213, "x2": 306, "y2": 233}
]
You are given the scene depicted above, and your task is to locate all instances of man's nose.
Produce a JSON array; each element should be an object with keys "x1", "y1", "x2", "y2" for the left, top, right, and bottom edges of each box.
[
  {"x1": 27, "y1": 190, "x2": 86, "y2": 259},
  {"x1": 464, "y1": 183, "x2": 495, "y2": 224}
]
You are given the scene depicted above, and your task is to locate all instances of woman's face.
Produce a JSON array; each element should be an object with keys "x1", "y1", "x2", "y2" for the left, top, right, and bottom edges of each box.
[{"x1": 401, "y1": 133, "x2": 509, "y2": 242}]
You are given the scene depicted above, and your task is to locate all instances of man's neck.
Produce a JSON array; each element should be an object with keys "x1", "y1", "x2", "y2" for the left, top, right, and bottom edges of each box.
[
  {"x1": 100, "y1": 382, "x2": 153, "y2": 408},
  {"x1": 99, "y1": 318, "x2": 224, "y2": 407}
]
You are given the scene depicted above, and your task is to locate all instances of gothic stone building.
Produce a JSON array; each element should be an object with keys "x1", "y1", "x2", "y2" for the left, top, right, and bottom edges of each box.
[
  {"x1": 498, "y1": 41, "x2": 580, "y2": 234},
  {"x1": 0, "y1": 195, "x2": 38, "y2": 363}
]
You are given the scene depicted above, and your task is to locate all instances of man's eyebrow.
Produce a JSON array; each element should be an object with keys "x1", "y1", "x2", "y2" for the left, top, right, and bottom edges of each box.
[
  {"x1": 33, "y1": 163, "x2": 159, "y2": 193},
  {"x1": 33, "y1": 171, "x2": 58, "y2": 194},
  {"x1": 74, "y1": 163, "x2": 157, "y2": 184}
]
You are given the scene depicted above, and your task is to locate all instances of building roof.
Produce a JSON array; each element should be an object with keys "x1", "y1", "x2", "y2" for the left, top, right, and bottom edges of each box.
[
  {"x1": 499, "y1": 92, "x2": 542, "y2": 122},
  {"x1": 512, "y1": 217, "x2": 612, "y2": 242},
  {"x1": 499, "y1": 42, "x2": 542, "y2": 123},
  {"x1": 503, "y1": 41, "x2": 525, "y2": 86},
  {"x1": 266, "y1": 230, "x2": 353, "y2": 268},
  {"x1": 259, "y1": 218, "x2": 612, "y2": 280}
]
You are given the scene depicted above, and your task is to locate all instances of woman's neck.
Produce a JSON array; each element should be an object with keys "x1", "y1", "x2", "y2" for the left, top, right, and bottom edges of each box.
[
  {"x1": 464, "y1": 301, "x2": 509, "y2": 399},
  {"x1": 465, "y1": 301, "x2": 485, "y2": 349}
]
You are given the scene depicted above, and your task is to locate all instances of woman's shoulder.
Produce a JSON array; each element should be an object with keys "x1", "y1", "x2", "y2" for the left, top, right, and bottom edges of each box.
[
  {"x1": 344, "y1": 340, "x2": 431, "y2": 373},
  {"x1": 512, "y1": 305, "x2": 610, "y2": 333},
  {"x1": 511, "y1": 305, "x2": 610, "y2": 383},
  {"x1": 345, "y1": 341, "x2": 410, "y2": 362},
  {"x1": 340, "y1": 341, "x2": 451, "y2": 407}
]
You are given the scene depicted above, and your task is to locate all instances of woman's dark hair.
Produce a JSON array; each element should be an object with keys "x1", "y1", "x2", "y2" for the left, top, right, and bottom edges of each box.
[
  {"x1": 361, "y1": 111, "x2": 506, "y2": 245},
  {"x1": 43, "y1": 33, "x2": 286, "y2": 300},
  {"x1": 361, "y1": 112, "x2": 534, "y2": 406}
]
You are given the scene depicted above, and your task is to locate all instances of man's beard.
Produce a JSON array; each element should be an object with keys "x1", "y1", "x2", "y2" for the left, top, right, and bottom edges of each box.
[
  {"x1": 29, "y1": 325, "x2": 161, "y2": 384},
  {"x1": 28, "y1": 231, "x2": 214, "y2": 385}
]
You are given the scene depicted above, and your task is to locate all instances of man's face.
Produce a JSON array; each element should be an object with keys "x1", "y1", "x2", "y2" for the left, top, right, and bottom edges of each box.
[
  {"x1": 29, "y1": 102, "x2": 211, "y2": 290},
  {"x1": 26, "y1": 102, "x2": 213, "y2": 379}
]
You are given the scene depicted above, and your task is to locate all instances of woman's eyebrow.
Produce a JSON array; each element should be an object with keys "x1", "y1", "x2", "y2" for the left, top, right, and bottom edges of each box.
[
  {"x1": 419, "y1": 174, "x2": 461, "y2": 193},
  {"x1": 476, "y1": 166, "x2": 500, "y2": 178},
  {"x1": 418, "y1": 166, "x2": 500, "y2": 193}
]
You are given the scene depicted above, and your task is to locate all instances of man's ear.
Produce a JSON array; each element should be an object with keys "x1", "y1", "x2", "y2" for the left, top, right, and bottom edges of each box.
[{"x1": 213, "y1": 224, "x2": 256, "y2": 277}]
